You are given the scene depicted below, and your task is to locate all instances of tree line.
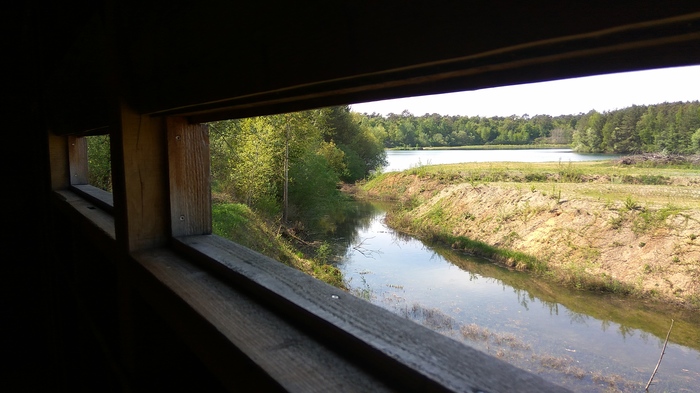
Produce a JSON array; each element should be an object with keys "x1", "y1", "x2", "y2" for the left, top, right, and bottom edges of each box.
[
  {"x1": 358, "y1": 110, "x2": 576, "y2": 148},
  {"x1": 356, "y1": 101, "x2": 700, "y2": 153},
  {"x1": 572, "y1": 101, "x2": 700, "y2": 154}
]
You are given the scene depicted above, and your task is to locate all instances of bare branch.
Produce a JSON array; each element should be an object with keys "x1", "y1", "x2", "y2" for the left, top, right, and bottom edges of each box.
[{"x1": 352, "y1": 236, "x2": 382, "y2": 259}]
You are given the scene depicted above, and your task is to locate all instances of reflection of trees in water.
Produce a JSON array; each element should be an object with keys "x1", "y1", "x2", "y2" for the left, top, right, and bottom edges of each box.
[
  {"x1": 566, "y1": 309, "x2": 589, "y2": 326},
  {"x1": 327, "y1": 200, "x2": 383, "y2": 252},
  {"x1": 513, "y1": 287, "x2": 561, "y2": 315},
  {"x1": 543, "y1": 300, "x2": 559, "y2": 316},
  {"x1": 390, "y1": 229, "x2": 414, "y2": 244},
  {"x1": 599, "y1": 319, "x2": 645, "y2": 343},
  {"x1": 516, "y1": 288, "x2": 530, "y2": 311},
  {"x1": 618, "y1": 324, "x2": 636, "y2": 340}
]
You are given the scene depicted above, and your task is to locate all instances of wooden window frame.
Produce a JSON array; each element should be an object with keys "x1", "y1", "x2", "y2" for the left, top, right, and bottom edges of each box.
[{"x1": 47, "y1": 103, "x2": 567, "y2": 391}]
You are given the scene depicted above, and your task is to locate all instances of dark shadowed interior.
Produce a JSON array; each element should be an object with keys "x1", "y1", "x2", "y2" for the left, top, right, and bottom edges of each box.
[{"x1": 5, "y1": 1, "x2": 700, "y2": 391}]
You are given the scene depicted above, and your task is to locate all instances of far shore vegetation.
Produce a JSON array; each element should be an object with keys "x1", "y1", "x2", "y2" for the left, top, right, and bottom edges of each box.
[
  {"x1": 359, "y1": 101, "x2": 700, "y2": 154},
  {"x1": 388, "y1": 143, "x2": 570, "y2": 150}
]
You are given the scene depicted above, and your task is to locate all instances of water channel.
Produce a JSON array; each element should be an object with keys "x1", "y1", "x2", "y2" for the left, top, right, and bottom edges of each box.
[{"x1": 330, "y1": 150, "x2": 699, "y2": 392}]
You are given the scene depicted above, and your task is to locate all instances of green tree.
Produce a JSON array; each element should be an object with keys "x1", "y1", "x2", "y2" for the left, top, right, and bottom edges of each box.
[
  {"x1": 210, "y1": 106, "x2": 385, "y2": 231},
  {"x1": 86, "y1": 135, "x2": 112, "y2": 192},
  {"x1": 691, "y1": 128, "x2": 700, "y2": 153}
]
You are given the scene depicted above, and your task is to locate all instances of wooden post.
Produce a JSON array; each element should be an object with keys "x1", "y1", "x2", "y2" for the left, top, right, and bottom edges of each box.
[
  {"x1": 68, "y1": 136, "x2": 88, "y2": 185},
  {"x1": 48, "y1": 132, "x2": 70, "y2": 190},
  {"x1": 110, "y1": 102, "x2": 169, "y2": 252},
  {"x1": 167, "y1": 117, "x2": 211, "y2": 237}
]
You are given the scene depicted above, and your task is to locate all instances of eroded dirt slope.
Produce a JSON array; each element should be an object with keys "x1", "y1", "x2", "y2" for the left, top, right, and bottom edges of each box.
[{"x1": 361, "y1": 173, "x2": 700, "y2": 308}]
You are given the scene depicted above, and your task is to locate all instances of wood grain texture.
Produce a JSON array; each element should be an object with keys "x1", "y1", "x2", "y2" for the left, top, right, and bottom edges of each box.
[
  {"x1": 173, "y1": 235, "x2": 571, "y2": 393},
  {"x1": 133, "y1": 247, "x2": 395, "y2": 393},
  {"x1": 167, "y1": 117, "x2": 211, "y2": 237},
  {"x1": 53, "y1": 190, "x2": 116, "y2": 241},
  {"x1": 68, "y1": 135, "x2": 88, "y2": 185},
  {"x1": 48, "y1": 132, "x2": 70, "y2": 190},
  {"x1": 71, "y1": 184, "x2": 114, "y2": 213},
  {"x1": 111, "y1": 104, "x2": 169, "y2": 251}
]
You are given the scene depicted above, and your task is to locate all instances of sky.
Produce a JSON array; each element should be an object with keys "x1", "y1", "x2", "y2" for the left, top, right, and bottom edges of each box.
[{"x1": 349, "y1": 65, "x2": 700, "y2": 118}]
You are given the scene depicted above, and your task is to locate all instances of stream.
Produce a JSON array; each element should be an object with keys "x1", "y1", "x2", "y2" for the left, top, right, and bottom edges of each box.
[{"x1": 331, "y1": 201, "x2": 700, "y2": 392}]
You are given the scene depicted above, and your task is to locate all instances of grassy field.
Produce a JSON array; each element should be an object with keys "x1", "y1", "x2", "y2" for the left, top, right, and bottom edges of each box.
[{"x1": 368, "y1": 158, "x2": 700, "y2": 208}]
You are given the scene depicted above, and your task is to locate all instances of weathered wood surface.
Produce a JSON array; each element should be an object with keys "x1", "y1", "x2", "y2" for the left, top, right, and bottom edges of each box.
[
  {"x1": 48, "y1": 133, "x2": 70, "y2": 190},
  {"x1": 111, "y1": 104, "x2": 169, "y2": 251},
  {"x1": 166, "y1": 117, "x2": 211, "y2": 237},
  {"x1": 173, "y1": 235, "x2": 571, "y2": 393},
  {"x1": 53, "y1": 189, "x2": 116, "y2": 241},
  {"x1": 45, "y1": 4, "x2": 700, "y2": 134},
  {"x1": 134, "y1": 247, "x2": 396, "y2": 393},
  {"x1": 68, "y1": 135, "x2": 88, "y2": 185},
  {"x1": 71, "y1": 184, "x2": 114, "y2": 213}
]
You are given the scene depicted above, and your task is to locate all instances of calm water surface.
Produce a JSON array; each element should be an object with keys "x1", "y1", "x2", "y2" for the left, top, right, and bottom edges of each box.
[
  {"x1": 332, "y1": 201, "x2": 699, "y2": 392},
  {"x1": 384, "y1": 148, "x2": 621, "y2": 172}
]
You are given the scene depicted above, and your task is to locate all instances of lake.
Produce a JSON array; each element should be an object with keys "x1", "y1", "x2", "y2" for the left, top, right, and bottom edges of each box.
[{"x1": 383, "y1": 148, "x2": 621, "y2": 172}]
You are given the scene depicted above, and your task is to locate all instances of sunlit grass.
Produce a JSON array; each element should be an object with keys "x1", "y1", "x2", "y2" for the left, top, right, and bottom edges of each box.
[
  {"x1": 212, "y1": 201, "x2": 345, "y2": 288},
  {"x1": 366, "y1": 159, "x2": 699, "y2": 208},
  {"x1": 398, "y1": 159, "x2": 697, "y2": 179}
]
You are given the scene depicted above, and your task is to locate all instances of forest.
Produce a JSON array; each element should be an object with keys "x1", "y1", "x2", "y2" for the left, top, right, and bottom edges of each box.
[
  {"x1": 208, "y1": 105, "x2": 386, "y2": 231},
  {"x1": 358, "y1": 101, "x2": 700, "y2": 154}
]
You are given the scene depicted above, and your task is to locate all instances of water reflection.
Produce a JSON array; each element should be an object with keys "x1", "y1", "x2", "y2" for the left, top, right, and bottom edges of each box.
[
  {"x1": 333, "y1": 200, "x2": 700, "y2": 392},
  {"x1": 384, "y1": 148, "x2": 622, "y2": 172}
]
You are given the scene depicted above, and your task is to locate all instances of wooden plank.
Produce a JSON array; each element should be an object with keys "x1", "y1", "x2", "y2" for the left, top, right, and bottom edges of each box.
[
  {"x1": 133, "y1": 248, "x2": 395, "y2": 393},
  {"x1": 48, "y1": 132, "x2": 70, "y2": 190},
  {"x1": 174, "y1": 235, "x2": 571, "y2": 393},
  {"x1": 52, "y1": 190, "x2": 116, "y2": 242},
  {"x1": 71, "y1": 184, "x2": 114, "y2": 214},
  {"x1": 68, "y1": 136, "x2": 88, "y2": 185},
  {"x1": 167, "y1": 117, "x2": 211, "y2": 237},
  {"x1": 110, "y1": 103, "x2": 169, "y2": 251},
  {"x1": 122, "y1": 4, "x2": 700, "y2": 118}
]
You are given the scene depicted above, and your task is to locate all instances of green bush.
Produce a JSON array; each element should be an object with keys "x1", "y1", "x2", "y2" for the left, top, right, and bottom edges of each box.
[{"x1": 289, "y1": 151, "x2": 348, "y2": 233}]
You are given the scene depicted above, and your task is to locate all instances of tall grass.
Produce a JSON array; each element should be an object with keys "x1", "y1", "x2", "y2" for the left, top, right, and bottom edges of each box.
[{"x1": 212, "y1": 202, "x2": 345, "y2": 288}]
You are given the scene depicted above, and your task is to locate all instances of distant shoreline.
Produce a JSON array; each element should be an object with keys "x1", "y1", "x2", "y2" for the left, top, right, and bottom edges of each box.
[{"x1": 388, "y1": 144, "x2": 570, "y2": 151}]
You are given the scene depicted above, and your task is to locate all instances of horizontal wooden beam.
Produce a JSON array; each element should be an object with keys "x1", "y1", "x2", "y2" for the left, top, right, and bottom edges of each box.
[
  {"x1": 71, "y1": 184, "x2": 114, "y2": 214},
  {"x1": 133, "y1": 247, "x2": 398, "y2": 392},
  {"x1": 45, "y1": 3, "x2": 700, "y2": 133},
  {"x1": 52, "y1": 189, "x2": 116, "y2": 247},
  {"x1": 127, "y1": 3, "x2": 700, "y2": 117},
  {"x1": 172, "y1": 235, "x2": 570, "y2": 392}
]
